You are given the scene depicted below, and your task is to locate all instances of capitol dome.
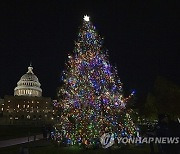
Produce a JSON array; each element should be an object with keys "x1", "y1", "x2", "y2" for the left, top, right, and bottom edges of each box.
[{"x1": 14, "y1": 65, "x2": 42, "y2": 97}]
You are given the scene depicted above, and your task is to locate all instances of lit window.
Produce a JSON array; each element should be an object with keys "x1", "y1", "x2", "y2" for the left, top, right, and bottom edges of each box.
[
  {"x1": 27, "y1": 115, "x2": 30, "y2": 119},
  {"x1": 23, "y1": 105, "x2": 25, "y2": 108},
  {"x1": 17, "y1": 104, "x2": 20, "y2": 108},
  {"x1": 15, "y1": 117, "x2": 18, "y2": 120},
  {"x1": 1, "y1": 108, "x2": 3, "y2": 111},
  {"x1": 27, "y1": 105, "x2": 29, "y2": 108}
]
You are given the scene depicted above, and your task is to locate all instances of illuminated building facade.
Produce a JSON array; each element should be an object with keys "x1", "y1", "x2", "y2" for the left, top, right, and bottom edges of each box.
[
  {"x1": 14, "y1": 64, "x2": 42, "y2": 97},
  {"x1": 0, "y1": 65, "x2": 54, "y2": 125},
  {"x1": 2, "y1": 95, "x2": 52, "y2": 125}
]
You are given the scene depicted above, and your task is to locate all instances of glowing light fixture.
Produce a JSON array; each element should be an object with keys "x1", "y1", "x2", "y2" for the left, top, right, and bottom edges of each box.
[{"x1": 83, "y1": 15, "x2": 90, "y2": 21}]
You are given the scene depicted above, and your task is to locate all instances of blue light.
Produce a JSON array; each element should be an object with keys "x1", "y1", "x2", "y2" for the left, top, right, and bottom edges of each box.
[
  {"x1": 131, "y1": 90, "x2": 136, "y2": 95},
  {"x1": 67, "y1": 139, "x2": 71, "y2": 144}
]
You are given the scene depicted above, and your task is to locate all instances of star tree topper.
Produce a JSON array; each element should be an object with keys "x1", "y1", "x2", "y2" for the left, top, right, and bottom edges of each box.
[{"x1": 83, "y1": 15, "x2": 90, "y2": 21}]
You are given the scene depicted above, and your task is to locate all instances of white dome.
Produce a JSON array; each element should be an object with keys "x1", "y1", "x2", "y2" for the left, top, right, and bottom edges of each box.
[{"x1": 14, "y1": 65, "x2": 42, "y2": 97}]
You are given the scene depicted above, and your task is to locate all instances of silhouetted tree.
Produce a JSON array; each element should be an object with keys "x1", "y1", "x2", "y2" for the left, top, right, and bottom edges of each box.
[{"x1": 144, "y1": 76, "x2": 180, "y2": 120}]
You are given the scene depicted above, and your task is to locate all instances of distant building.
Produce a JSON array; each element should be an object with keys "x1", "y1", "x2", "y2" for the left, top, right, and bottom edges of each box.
[{"x1": 0, "y1": 65, "x2": 54, "y2": 125}]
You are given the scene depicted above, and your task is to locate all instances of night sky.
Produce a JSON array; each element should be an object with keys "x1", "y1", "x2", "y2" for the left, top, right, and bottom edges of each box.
[{"x1": 0, "y1": 1, "x2": 179, "y2": 99}]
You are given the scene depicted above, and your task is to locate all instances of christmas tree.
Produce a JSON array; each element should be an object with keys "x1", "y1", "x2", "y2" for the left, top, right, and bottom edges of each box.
[{"x1": 55, "y1": 15, "x2": 137, "y2": 146}]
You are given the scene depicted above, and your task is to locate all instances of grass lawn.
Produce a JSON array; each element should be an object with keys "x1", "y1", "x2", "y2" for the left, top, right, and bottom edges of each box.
[
  {"x1": 0, "y1": 126, "x2": 42, "y2": 141},
  {"x1": 0, "y1": 140, "x2": 159, "y2": 154}
]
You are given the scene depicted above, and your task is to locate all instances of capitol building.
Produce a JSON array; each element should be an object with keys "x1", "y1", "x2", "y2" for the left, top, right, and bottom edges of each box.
[
  {"x1": 14, "y1": 65, "x2": 42, "y2": 97},
  {"x1": 0, "y1": 65, "x2": 54, "y2": 125}
]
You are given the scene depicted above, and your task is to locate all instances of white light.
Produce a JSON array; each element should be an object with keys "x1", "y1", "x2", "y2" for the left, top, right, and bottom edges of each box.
[{"x1": 83, "y1": 15, "x2": 90, "y2": 21}]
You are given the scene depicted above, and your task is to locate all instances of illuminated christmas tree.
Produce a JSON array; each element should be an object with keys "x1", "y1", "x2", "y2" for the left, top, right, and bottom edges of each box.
[{"x1": 55, "y1": 15, "x2": 137, "y2": 146}]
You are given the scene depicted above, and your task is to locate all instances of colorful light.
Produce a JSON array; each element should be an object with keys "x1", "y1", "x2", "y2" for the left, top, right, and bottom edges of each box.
[{"x1": 55, "y1": 15, "x2": 137, "y2": 147}]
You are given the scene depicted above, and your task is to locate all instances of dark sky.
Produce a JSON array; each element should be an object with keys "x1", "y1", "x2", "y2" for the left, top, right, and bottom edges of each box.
[{"x1": 0, "y1": 1, "x2": 179, "y2": 99}]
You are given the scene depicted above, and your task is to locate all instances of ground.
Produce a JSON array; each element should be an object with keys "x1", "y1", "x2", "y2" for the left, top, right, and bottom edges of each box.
[
  {"x1": 0, "y1": 126, "x2": 42, "y2": 141},
  {"x1": 0, "y1": 124, "x2": 161, "y2": 154},
  {"x1": 0, "y1": 139, "x2": 159, "y2": 154}
]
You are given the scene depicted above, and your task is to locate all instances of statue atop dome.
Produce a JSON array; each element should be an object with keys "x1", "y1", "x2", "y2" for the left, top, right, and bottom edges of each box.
[{"x1": 27, "y1": 63, "x2": 34, "y2": 74}]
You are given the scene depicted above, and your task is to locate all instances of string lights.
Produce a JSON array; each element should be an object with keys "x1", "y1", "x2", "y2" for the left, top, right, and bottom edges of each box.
[{"x1": 55, "y1": 15, "x2": 137, "y2": 146}]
